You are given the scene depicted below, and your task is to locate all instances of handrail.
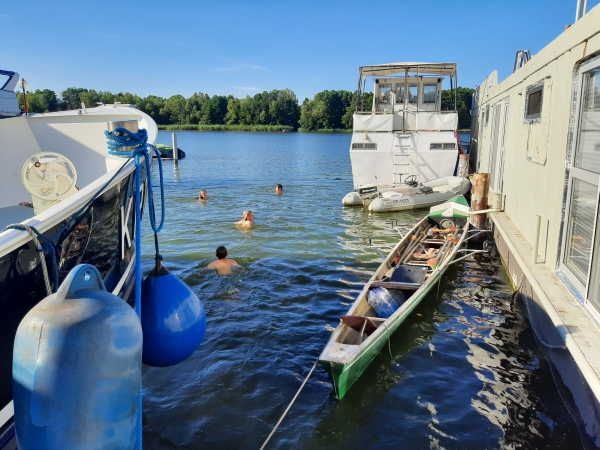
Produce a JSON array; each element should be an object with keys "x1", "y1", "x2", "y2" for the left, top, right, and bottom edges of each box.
[{"x1": 354, "y1": 110, "x2": 457, "y2": 115}]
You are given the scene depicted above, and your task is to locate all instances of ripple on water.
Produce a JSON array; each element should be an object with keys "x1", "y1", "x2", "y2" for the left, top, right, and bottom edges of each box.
[{"x1": 141, "y1": 132, "x2": 585, "y2": 450}]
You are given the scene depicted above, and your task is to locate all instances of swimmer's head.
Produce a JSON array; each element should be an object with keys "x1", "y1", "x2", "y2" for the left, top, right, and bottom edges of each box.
[
  {"x1": 242, "y1": 210, "x2": 253, "y2": 221},
  {"x1": 216, "y1": 246, "x2": 228, "y2": 259},
  {"x1": 275, "y1": 184, "x2": 283, "y2": 194},
  {"x1": 199, "y1": 189, "x2": 208, "y2": 200}
]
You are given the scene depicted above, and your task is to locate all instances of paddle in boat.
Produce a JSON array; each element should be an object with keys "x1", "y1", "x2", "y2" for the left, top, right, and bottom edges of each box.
[{"x1": 319, "y1": 195, "x2": 470, "y2": 399}]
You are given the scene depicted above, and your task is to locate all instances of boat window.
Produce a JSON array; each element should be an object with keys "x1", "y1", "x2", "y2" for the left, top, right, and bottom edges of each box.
[
  {"x1": 352, "y1": 143, "x2": 377, "y2": 150},
  {"x1": 443, "y1": 143, "x2": 456, "y2": 150},
  {"x1": 564, "y1": 179, "x2": 596, "y2": 284},
  {"x1": 378, "y1": 84, "x2": 391, "y2": 104},
  {"x1": 0, "y1": 74, "x2": 10, "y2": 90},
  {"x1": 525, "y1": 84, "x2": 543, "y2": 120},
  {"x1": 430, "y1": 143, "x2": 443, "y2": 150},
  {"x1": 575, "y1": 69, "x2": 600, "y2": 173},
  {"x1": 423, "y1": 85, "x2": 437, "y2": 104},
  {"x1": 408, "y1": 85, "x2": 418, "y2": 104},
  {"x1": 395, "y1": 85, "x2": 405, "y2": 104}
]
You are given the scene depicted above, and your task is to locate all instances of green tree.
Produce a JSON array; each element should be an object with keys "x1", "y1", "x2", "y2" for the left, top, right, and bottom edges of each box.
[
  {"x1": 160, "y1": 94, "x2": 187, "y2": 124},
  {"x1": 225, "y1": 97, "x2": 241, "y2": 125},
  {"x1": 19, "y1": 89, "x2": 59, "y2": 113}
]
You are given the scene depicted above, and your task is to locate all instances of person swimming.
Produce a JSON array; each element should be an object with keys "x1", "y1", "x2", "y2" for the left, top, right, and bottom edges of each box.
[
  {"x1": 237, "y1": 210, "x2": 254, "y2": 228},
  {"x1": 275, "y1": 184, "x2": 283, "y2": 194},
  {"x1": 199, "y1": 189, "x2": 208, "y2": 200},
  {"x1": 207, "y1": 245, "x2": 239, "y2": 275}
]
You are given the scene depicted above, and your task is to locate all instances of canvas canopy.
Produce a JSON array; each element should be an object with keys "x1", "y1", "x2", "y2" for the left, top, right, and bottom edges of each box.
[{"x1": 359, "y1": 63, "x2": 457, "y2": 77}]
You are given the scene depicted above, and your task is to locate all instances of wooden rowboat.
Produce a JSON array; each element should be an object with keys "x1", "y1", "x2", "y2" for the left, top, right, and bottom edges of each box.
[{"x1": 319, "y1": 195, "x2": 470, "y2": 399}]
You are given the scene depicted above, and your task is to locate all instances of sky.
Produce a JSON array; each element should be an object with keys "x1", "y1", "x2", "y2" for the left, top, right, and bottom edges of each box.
[{"x1": 1, "y1": 0, "x2": 600, "y2": 101}]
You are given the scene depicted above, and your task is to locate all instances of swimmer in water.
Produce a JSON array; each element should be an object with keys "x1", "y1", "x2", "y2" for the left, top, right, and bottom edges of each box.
[
  {"x1": 275, "y1": 184, "x2": 283, "y2": 194},
  {"x1": 207, "y1": 246, "x2": 239, "y2": 275},
  {"x1": 237, "y1": 210, "x2": 254, "y2": 228},
  {"x1": 199, "y1": 189, "x2": 208, "y2": 200}
]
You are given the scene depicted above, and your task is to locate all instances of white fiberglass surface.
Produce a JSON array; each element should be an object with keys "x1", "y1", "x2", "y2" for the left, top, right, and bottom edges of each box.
[{"x1": 0, "y1": 108, "x2": 153, "y2": 209}]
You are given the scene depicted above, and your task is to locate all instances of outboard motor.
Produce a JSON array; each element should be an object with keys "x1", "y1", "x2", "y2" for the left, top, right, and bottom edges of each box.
[{"x1": 357, "y1": 184, "x2": 378, "y2": 201}]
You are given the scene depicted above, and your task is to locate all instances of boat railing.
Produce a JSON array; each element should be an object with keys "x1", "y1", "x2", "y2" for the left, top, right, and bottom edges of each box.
[{"x1": 353, "y1": 110, "x2": 458, "y2": 132}]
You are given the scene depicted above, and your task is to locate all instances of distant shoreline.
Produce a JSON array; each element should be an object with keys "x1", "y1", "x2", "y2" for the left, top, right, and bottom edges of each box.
[
  {"x1": 158, "y1": 125, "x2": 470, "y2": 134},
  {"x1": 158, "y1": 124, "x2": 352, "y2": 133}
]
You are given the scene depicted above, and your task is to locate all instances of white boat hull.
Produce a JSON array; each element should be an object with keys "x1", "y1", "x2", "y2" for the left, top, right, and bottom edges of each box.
[{"x1": 343, "y1": 176, "x2": 470, "y2": 211}]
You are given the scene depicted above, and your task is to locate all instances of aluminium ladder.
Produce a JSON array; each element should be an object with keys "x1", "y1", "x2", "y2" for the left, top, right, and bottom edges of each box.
[{"x1": 393, "y1": 133, "x2": 412, "y2": 186}]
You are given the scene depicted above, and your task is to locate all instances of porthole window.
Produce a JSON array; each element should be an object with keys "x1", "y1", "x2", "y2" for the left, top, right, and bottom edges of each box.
[
  {"x1": 443, "y1": 143, "x2": 456, "y2": 150},
  {"x1": 430, "y1": 143, "x2": 443, "y2": 150},
  {"x1": 525, "y1": 84, "x2": 543, "y2": 120}
]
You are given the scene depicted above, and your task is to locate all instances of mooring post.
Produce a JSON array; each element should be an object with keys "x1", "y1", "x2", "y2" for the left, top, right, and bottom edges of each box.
[
  {"x1": 172, "y1": 133, "x2": 178, "y2": 162},
  {"x1": 532, "y1": 215, "x2": 541, "y2": 264},
  {"x1": 471, "y1": 173, "x2": 490, "y2": 229},
  {"x1": 457, "y1": 154, "x2": 469, "y2": 178}
]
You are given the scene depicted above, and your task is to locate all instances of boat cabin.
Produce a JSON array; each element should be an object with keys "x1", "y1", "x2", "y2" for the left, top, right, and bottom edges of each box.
[{"x1": 373, "y1": 76, "x2": 443, "y2": 113}]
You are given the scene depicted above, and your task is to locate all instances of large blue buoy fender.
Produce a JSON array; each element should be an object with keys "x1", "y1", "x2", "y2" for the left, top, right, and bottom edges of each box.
[
  {"x1": 12, "y1": 264, "x2": 142, "y2": 450},
  {"x1": 141, "y1": 258, "x2": 206, "y2": 367}
]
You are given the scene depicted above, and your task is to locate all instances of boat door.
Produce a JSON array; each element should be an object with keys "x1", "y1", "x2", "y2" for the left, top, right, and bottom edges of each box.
[
  {"x1": 488, "y1": 97, "x2": 509, "y2": 192},
  {"x1": 559, "y1": 59, "x2": 600, "y2": 320}
]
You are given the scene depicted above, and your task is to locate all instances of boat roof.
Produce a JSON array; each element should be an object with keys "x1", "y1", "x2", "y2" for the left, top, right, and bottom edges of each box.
[{"x1": 359, "y1": 63, "x2": 457, "y2": 77}]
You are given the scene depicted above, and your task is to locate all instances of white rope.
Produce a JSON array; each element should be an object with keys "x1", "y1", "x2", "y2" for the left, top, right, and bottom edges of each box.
[
  {"x1": 21, "y1": 224, "x2": 52, "y2": 296},
  {"x1": 259, "y1": 359, "x2": 318, "y2": 450}
]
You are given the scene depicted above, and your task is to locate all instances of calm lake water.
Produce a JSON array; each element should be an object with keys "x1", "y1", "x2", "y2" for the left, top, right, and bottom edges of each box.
[{"x1": 140, "y1": 131, "x2": 584, "y2": 449}]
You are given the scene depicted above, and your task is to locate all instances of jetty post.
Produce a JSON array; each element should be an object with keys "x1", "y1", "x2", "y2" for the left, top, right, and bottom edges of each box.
[
  {"x1": 172, "y1": 133, "x2": 178, "y2": 162},
  {"x1": 471, "y1": 173, "x2": 490, "y2": 229},
  {"x1": 457, "y1": 154, "x2": 469, "y2": 177}
]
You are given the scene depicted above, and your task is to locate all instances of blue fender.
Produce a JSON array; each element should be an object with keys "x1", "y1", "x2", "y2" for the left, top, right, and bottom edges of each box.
[{"x1": 141, "y1": 259, "x2": 206, "y2": 367}]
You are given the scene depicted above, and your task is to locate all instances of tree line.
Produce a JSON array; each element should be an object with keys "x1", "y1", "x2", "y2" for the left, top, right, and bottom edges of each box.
[{"x1": 17, "y1": 86, "x2": 474, "y2": 130}]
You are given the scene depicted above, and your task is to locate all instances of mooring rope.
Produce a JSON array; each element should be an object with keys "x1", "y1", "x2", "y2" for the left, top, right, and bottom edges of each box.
[
  {"x1": 259, "y1": 359, "x2": 318, "y2": 450},
  {"x1": 105, "y1": 126, "x2": 167, "y2": 450}
]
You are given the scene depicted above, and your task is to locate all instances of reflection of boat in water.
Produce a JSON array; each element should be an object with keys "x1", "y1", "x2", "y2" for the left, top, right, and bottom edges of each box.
[
  {"x1": 320, "y1": 196, "x2": 470, "y2": 399},
  {"x1": 0, "y1": 69, "x2": 157, "y2": 443},
  {"x1": 344, "y1": 62, "x2": 465, "y2": 206},
  {"x1": 343, "y1": 175, "x2": 470, "y2": 211}
]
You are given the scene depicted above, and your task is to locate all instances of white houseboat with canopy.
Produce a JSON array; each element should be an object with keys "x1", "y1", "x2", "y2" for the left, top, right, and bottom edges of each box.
[{"x1": 344, "y1": 62, "x2": 465, "y2": 206}]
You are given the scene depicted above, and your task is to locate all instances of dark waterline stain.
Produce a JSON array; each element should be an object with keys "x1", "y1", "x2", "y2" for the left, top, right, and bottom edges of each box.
[{"x1": 140, "y1": 132, "x2": 583, "y2": 449}]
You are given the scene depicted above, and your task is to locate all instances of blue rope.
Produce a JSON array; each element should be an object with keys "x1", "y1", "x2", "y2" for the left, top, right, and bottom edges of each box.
[
  {"x1": 105, "y1": 128, "x2": 165, "y2": 239},
  {"x1": 2, "y1": 224, "x2": 60, "y2": 292}
]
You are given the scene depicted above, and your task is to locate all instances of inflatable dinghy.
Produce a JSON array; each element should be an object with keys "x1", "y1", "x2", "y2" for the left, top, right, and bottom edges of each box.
[{"x1": 342, "y1": 176, "x2": 470, "y2": 212}]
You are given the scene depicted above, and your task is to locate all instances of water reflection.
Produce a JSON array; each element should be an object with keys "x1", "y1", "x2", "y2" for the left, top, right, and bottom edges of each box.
[{"x1": 141, "y1": 131, "x2": 583, "y2": 450}]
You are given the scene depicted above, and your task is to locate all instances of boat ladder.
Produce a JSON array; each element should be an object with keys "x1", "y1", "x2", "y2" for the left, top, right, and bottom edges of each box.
[{"x1": 393, "y1": 133, "x2": 412, "y2": 186}]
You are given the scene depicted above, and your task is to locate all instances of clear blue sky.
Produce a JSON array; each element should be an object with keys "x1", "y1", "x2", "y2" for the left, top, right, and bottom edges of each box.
[{"x1": 2, "y1": 0, "x2": 599, "y2": 101}]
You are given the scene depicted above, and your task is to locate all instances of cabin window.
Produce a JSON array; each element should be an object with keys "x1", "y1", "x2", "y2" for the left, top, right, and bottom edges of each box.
[
  {"x1": 575, "y1": 69, "x2": 600, "y2": 174},
  {"x1": 560, "y1": 60, "x2": 600, "y2": 315},
  {"x1": 352, "y1": 143, "x2": 377, "y2": 150},
  {"x1": 423, "y1": 85, "x2": 437, "y2": 104},
  {"x1": 430, "y1": 143, "x2": 443, "y2": 150},
  {"x1": 408, "y1": 85, "x2": 418, "y2": 104},
  {"x1": 525, "y1": 84, "x2": 543, "y2": 120},
  {"x1": 395, "y1": 85, "x2": 405, "y2": 104},
  {"x1": 378, "y1": 84, "x2": 391, "y2": 104},
  {"x1": 443, "y1": 143, "x2": 456, "y2": 150}
]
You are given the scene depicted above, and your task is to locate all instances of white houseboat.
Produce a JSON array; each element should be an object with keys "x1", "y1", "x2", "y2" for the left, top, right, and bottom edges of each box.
[
  {"x1": 343, "y1": 62, "x2": 464, "y2": 205},
  {"x1": 470, "y1": 4, "x2": 600, "y2": 445}
]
